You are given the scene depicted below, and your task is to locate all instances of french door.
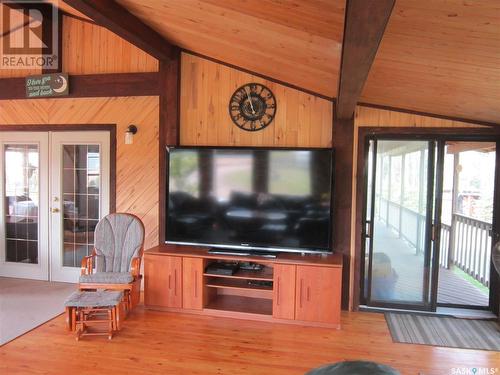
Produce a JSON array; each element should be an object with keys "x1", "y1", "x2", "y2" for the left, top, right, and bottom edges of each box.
[
  {"x1": 0, "y1": 131, "x2": 110, "y2": 283},
  {"x1": 50, "y1": 132, "x2": 110, "y2": 282},
  {"x1": 0, "y1": 133, "x2": 49, "y2": 280}
]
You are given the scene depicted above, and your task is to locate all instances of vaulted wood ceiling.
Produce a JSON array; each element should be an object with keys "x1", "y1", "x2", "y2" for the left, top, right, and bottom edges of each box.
[
  {"x1": 114, "y1": 0, "x2": 345, "y2": 98},
  {"x1": 360, "y1": 0, "x2": 500, "y2": 124},
  {"x1": 58, "y1": 0, "x2": 500, "y2": 124}
]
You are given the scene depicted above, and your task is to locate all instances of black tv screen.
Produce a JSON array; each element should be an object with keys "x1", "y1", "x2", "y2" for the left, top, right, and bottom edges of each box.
[{"x1": 166, "y1": 147, "x2": 334, "y2": 253}]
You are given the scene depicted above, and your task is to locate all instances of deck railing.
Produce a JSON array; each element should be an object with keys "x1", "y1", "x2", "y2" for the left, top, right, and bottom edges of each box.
[
  {"x1": 439, "y1": 223, "x2": 451, "y2": 269},
  {"x1": 377, "y1": 197, "x2": 426, "y2": 255},
  {"x1": 377, "y1": 197, "x2": 492, "y2": 287},
  {"x1": 450, "y1": 213, "x2": 492, "y2": 287}
]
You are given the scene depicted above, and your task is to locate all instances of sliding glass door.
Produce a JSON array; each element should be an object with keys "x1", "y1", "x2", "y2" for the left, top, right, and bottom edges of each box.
[
  {"x1": 362, "y1": 136, "x2": 500, "y2": 313},
  {"x1": 362, "y1": 139, "x2": 436, "y2": 310}
]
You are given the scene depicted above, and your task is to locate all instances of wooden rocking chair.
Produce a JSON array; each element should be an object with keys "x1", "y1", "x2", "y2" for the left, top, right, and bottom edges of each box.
[{"x1": 79, "y1": 213, "x2": 145, "y2": 311}]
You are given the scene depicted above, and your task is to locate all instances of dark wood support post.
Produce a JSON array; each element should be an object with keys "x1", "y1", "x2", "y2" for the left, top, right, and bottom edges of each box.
[
  {"x1": 335, "y1": 0, "x2": 395, "y2": 119},
  {"x1": 159, "y1": 48, "x2": 181, "y2": 244},
  {"x1": 0, "y1": 73, "x2": 161, "y2": 99},
  {"x1": 332, "y1": 115, "x2": 354, "y2": 310}
]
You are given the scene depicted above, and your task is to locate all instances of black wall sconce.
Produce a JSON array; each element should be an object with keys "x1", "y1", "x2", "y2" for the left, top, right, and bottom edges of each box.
[{"x1": 125, "y1": 125, "x2": 138, "y2": 145}]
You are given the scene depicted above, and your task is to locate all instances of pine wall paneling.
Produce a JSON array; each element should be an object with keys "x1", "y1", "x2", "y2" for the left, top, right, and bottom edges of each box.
[
  {"x1": 0, "y1": 97, "x2": 160, "y2": 248},
  {"x1": 62, "y1": 15, "x2": 159, "y2": 74},
  {"x1": 180, "y1": 53, "x2": 333, "y2": 148}
]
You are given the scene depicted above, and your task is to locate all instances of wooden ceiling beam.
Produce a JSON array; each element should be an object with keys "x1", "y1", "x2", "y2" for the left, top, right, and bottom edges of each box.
[
  {"x1": 336, "y1": 0, "x2": 395, "y2": 120},
  {"x1": 63, "y1": 0, "x2": 175, "y2": 61},
  {"x1": 0, "y1": 72, "x2": 161, "y2": 99}
]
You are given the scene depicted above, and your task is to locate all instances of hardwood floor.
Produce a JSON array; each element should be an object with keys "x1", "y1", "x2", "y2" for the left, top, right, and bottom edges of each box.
[{"x1": 0, "y1": 304, "x2": 498, "y2": 374}]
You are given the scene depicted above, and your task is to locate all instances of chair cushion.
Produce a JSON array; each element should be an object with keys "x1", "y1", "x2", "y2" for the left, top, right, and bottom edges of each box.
[
  {"x1": 94, "y1": 213, "x2": 145, "y2": 273},
  {"x1": 64, "y1": 291, "x2": 123, "y2": 308},
  {"x1": 79, "y1": 272, "x2": 133, "y2": 284}
]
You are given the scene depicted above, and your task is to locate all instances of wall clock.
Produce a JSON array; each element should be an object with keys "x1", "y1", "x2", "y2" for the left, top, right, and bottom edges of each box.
[{"x1": 229, "y1": 83, "x2": 277, "y2": 131}]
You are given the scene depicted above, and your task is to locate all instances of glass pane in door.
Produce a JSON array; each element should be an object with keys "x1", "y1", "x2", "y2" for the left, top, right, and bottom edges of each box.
[
  {"x1": 367, "y1": 140, "x2": 431, "y2": 305},
  {"x1": 62, "y1": 145, "x2": 100, "y2": 267},
  {"x1": 4, "y1": 144, "x2": 39, "y2": 264},
  {"x1": 437, "y1": 142, "x2": 495, "y2": 307}
]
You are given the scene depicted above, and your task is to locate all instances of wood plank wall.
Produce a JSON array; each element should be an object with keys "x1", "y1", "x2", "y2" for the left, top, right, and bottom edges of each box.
[
  {"x1": 62, "y1": 16, "x2": 158, "y2": 74},
  {"x1": 0, "y1": 14, "x2": 158, "y2": 78},
  {"x1": 0, "y1": 97, "x2": 160, "y2": 249},
  {"x1": 180, "y1": 53, "x2": 333, "y2": 147}
]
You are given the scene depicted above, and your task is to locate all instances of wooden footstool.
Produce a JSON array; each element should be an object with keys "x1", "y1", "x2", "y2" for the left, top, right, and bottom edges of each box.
[{"x1": 64, "y1": 290, "x2": 123, "y2": 340}]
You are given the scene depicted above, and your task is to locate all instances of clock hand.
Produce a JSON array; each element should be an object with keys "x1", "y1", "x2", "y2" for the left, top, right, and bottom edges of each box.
[{"x1": 244, "y1": 86, "x2": 256, "y2": 115}]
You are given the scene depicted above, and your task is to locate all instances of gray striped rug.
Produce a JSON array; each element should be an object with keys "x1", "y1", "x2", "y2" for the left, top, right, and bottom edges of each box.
[{"x1": 385, "y1": 313, "x2": 500, "y2": 351}]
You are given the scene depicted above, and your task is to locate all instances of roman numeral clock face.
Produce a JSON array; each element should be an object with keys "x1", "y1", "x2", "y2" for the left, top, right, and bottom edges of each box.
[{"x1": 229, "y1": 83, "x2": 277, "y2": 131}]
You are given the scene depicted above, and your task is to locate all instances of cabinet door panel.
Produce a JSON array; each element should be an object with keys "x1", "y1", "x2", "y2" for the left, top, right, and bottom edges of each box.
[
  {"x1": 145, "y1": 255, "x2": 182, "y2": 308},
  {"x1": 182, "y1": 257, "x2": 204, "y2": 310},
  {"x1": 295, "y1": 266, "x2": 341, "y2": 324},
  {"x1": 273, "y1": 264, "x2": 296, "y2": 320}
]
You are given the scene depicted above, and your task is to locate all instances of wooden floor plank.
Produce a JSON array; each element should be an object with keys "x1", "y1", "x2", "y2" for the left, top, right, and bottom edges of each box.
[{"x1": 0, "y1": 304, "x2": 498, "y2": 375}]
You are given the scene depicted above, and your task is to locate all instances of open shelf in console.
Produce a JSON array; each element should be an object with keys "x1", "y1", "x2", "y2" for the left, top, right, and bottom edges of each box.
[
  {"x1": 205, "y1": 276, "x2": 273, "y2": 299},
  {"x1": 205, "y1": 295, "x2": 273, "y2": 316},
  {"x1": 204, "y1": 259, "x2": 274, "y2": 316},
  {"x1": 203, "y1": 266, "x2": 273, "y2": 281}
]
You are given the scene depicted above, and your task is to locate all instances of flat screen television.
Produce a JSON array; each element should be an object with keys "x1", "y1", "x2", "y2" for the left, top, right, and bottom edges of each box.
[{"x1": 166, "y1": 147, "x2": 334, "y2": 254}]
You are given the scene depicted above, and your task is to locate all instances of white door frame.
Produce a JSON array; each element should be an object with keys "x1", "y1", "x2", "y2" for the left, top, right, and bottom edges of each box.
[
  {"x1": 0, "y1": 132, "x2": 49, "y2": 280},
  {"x1": 50, "y1": 131, "x2": 110, "y2": 283}
]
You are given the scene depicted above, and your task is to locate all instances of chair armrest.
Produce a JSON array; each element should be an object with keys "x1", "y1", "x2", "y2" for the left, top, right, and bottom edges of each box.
[
  {"x1": 130, "y1": 256, "x2": 142, "y2": 279},
  {"x1": 80, "y1": 251, "x2": 96, "y2": 276}
]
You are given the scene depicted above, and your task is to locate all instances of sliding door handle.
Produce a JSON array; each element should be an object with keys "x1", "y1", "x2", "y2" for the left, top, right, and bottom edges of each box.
[{"x1": 365, "y1": 220, "x2": 372, "y2": 238}]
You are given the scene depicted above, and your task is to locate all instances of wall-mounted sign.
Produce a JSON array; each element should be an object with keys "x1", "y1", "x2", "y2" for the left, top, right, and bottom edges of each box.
[{"x1": 25, "y1": 73, "x2": 69, "y2": 98}]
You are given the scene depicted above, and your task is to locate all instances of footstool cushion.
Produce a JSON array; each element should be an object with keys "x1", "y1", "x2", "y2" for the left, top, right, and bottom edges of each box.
[{"x1": 65, "y1": 290, "x2": 123, "y2": 308}]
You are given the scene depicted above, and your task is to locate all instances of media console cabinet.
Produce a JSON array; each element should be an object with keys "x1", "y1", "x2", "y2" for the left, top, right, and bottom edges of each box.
[{"x1": 144, "y1": 245, "x2": 343, "y2": 328}]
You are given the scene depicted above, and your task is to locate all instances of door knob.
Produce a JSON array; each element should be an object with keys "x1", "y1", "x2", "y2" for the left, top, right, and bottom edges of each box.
[{"x1": 52, "y1": 208, "x2": 60, "y2": 213}]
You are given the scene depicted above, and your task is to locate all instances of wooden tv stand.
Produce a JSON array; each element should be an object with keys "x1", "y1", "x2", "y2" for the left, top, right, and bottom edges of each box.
[{"x1": 144, "y1": 244, "x2": 343, "y2": 328}]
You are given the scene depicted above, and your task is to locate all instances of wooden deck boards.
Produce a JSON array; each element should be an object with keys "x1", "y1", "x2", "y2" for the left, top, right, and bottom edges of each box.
[{"x1": 438, "y1": 267, "x2": 489, "y2": 306}]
